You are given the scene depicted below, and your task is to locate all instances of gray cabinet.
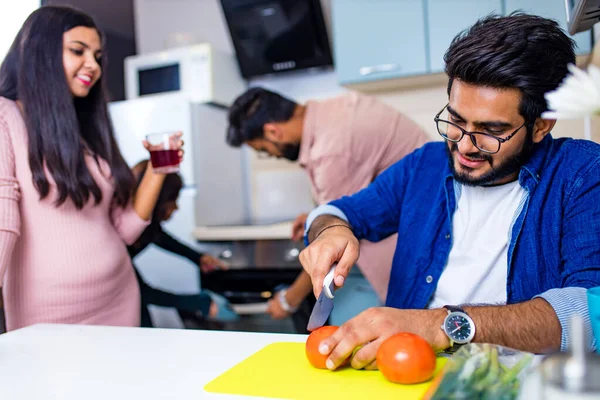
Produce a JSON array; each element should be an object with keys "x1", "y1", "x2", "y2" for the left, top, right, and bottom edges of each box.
[
  {"x1": 504, "y1": 0, "x2": 591, "y2": 54},
  {"x1": 332, "y1": 0, "x2": 427, "y2": 84},
  {"x1": 427, "y1": 0, "x2": 503, "y2": 73}
]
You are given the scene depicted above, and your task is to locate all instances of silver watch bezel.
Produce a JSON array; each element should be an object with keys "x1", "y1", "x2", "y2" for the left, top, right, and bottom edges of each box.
[{"x1": 442, "y1": 310, "x2": 476, "y2": 345}]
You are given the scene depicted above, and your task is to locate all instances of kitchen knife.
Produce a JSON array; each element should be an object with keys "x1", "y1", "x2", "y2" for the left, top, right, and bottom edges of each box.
[{"x1": 306, "y1": 264, "x2": 336, "y2": 331}]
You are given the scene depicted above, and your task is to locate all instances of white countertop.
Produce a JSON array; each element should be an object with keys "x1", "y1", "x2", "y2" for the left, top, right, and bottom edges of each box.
[
  {"x1": 193, "y1": 222, "x2": 294, "y2": 241},
  {"x1": 0, "y1": 324, "x2": 306, "y2": 400}
]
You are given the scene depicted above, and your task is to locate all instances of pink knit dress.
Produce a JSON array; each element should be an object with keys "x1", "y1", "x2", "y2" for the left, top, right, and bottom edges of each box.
[{"x1": 0, "y1": 97, "x2": 148, "y2": 331}]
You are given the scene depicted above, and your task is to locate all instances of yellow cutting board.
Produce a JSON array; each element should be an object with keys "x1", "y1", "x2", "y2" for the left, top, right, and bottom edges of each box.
[{"x1": 204, "y1": 342, "x2": 447, "y2": 399}]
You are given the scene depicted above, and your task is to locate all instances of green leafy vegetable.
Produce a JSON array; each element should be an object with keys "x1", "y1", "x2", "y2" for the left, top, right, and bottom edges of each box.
[{"x1": 430, "y1": 344, "x2": 533, "y2": 400}]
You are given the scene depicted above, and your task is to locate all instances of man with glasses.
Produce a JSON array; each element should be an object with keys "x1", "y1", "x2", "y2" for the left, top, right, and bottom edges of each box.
[
  {"x1": 225, "y1": 88, "x2": 429, "y2": 328},
  {"x1": 300, "y1": 13, "x2": 600, "y2": 370}
]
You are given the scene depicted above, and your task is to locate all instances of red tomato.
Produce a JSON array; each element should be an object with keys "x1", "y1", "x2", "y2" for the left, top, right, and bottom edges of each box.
[
  {"x1": 305, "y1": 326, "x2": 339, "y2": 369},
  {"x1": 376, "y1": 332, "x2": 436, "y2": 384}
]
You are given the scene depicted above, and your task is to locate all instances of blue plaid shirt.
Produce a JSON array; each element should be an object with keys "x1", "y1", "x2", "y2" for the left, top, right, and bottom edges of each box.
[{"x1": 307, "y1": 136, "x2": 600, "y2": 351}]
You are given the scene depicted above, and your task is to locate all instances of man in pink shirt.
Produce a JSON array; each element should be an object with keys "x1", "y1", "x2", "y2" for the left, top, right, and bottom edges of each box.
[{"x1": 226, "y1": 87, "x2": 429, "y2": 327}]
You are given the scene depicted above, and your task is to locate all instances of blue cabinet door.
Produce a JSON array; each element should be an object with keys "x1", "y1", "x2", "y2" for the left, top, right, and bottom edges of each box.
[
  {"x1": 332, "y1": 0, "x2": 427, "y2": 84},
  {"x1": 427, "y1": 0, "x2": 503, "y2": 73},
  {"x1": 504, "y1": 0, "x2": 592, "y2": 54}
]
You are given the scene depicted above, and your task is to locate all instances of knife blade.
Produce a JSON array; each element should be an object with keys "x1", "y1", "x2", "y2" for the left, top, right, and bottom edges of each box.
[{"x1": 307, "y1": 265, "x2": 336, "y2": 331}]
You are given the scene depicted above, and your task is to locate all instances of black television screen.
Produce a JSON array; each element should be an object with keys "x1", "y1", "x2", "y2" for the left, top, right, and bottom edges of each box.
[{"x1": 220, "y1": 0, "x2": 333, "y2": 79}]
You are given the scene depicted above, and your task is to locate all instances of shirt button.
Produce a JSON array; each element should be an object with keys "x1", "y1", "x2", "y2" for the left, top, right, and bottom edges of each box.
[
  {"x1": 445, "y1": 234, "x2": 450, "y2": 240},
  {"x1": 426, "y1": 275, "x2": 433, "y2": 283}
]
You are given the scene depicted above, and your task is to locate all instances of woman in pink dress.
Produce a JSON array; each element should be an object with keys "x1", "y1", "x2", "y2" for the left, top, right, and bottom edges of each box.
[{"x1": 0, "y1": 5, "x2": 183, "y2": 331}]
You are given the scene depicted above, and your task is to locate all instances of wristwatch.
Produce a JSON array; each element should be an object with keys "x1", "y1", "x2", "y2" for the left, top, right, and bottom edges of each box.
[{"x1": 440, "y1": 305, "x2": 476, "y2": 353}]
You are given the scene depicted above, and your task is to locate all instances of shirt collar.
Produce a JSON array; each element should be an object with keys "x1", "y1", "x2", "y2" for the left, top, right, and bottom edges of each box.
[{"x1": 519, "y1": 134, "x2": 553, "y2": 188}]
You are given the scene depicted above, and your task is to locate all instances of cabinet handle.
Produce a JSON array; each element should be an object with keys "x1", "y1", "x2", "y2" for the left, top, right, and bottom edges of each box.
[{"x1": 359, "y1": 63, "x2": 400, "y2": 76}]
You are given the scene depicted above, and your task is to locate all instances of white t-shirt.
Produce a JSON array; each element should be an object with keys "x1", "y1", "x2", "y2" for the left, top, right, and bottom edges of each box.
[{"x1": 428, "y1": 180, "x2": 527, "y2": 309}]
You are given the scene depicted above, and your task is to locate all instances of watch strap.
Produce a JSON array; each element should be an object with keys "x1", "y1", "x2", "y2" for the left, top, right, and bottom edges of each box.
[
  {"x1": 444, "y1": 305, "x2": 466, "y2": 314},
  {"x1": 442, "y1": 305, "x2": 469, "y2": 353}
]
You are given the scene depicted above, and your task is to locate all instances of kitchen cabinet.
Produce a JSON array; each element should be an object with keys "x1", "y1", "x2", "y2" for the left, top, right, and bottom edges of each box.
[
  {"x1": 504, "y1": 0, "x2": 592, "y2": 55},
  {"x1": 332, "y1": 0, "x2": 428, "y2": 84},
  {"x1": 332, "y1": 0, "x2": 592, "y2": 88},
  {"x1": 427, "y1": 0, "x2": 503, "y2": 73}
]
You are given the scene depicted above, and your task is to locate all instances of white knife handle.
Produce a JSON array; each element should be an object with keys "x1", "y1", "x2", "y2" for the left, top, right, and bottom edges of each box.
[{"x1": 323, "y1": 265, "x2": 336, "y2": 299}]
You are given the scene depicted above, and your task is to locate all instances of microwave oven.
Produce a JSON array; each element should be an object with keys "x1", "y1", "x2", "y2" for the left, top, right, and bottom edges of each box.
[{"x1": 124, "y1": 43, "x2": 246, "y2": 105}]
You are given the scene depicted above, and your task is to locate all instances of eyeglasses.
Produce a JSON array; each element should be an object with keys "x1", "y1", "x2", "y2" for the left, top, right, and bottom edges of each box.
[{"x1": 434, "y1": 104, "x2": 526, "y2": 154}]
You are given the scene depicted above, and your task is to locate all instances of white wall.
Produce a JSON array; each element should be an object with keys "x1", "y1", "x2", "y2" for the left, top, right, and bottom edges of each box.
[
  {"x1": 0, "y1": 0, "x2": 39, "y2": 63},
  {"x1": 134, "y1": 0, "x2": 234, "y2": 54}
]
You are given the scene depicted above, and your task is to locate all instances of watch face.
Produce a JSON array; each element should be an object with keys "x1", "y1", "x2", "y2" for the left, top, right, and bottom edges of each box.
[{"x1": 444, "y1": 313, "x2": 473, "y2": 344}]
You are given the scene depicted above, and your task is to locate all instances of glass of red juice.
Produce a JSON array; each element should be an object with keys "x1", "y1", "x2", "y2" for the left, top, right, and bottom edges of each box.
[{"x1": 146, "y1": 132, "x2": 181, "y2": 173}]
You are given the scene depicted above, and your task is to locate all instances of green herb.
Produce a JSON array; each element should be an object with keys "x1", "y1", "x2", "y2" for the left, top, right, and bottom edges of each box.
[{"x1": 430, "y1": 344, "x2": 533, "y2": 400}]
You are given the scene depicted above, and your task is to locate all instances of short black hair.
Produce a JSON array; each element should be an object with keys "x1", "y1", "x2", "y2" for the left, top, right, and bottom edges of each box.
[
  {"x1": 444, "y1": 13, "x2": 576, "y2": 126},
  {"x1": 226, "y1": 87, "x2": 298, "y2": 147}
]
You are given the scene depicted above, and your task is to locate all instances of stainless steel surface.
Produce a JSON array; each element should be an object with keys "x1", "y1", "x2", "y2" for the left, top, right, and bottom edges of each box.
[
  {"x1": 522, "y1": 315, "x2": 600, "y2": 399},
  {"x1": 543, "y1": 315, "x2": 600, "y2": 394},
  {"x1": 307, "y1": 266, "x2": 336, "y2": 331},
  {"x1": 219, "y1": 249, "x2": 233, "y2": 260},
  {"x1": 565, "y1": 0, "x2": 573, "y2": 23},
  {"x1": 567, "y1": 0, "x2": 600, "y2": 35},
  {"x1": 284, "y1": 248, "x2": 300, "y2": 262},
  {"x1": 307, "y1": 287, "x2": 334, "y2": 331},
  {"x1": 199, "y1": 239, "x2": 304, "y2": 269},
  {"x1": 196, "y1": 238, "x2": 314, "y2": 334}
]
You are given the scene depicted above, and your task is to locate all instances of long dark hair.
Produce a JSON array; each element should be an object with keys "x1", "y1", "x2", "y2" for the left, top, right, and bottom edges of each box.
[{"x1": 0, "y1": 5, "x2": 134, "y2": 209}]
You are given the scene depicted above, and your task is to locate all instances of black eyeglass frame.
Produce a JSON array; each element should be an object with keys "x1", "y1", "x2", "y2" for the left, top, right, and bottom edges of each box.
[{"x1": 434, "y1": 104, "x2": 527, "y2": 154}]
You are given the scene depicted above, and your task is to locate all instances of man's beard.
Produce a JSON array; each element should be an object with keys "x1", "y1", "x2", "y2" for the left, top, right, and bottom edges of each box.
[
  {"x1": 277, "y1": 143, "x2": 301, "y2": 161},
  {"x1": 446, "y1": 134, "x2": 534, "y2": 187}
]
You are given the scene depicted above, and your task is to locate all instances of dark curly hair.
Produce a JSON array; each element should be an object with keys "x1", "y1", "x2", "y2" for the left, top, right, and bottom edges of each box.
[
  {"x1": 226, "y1": 87, "x2": 297, "y2": 147},
  {"x1": 444, "y1": 13, "x2": 576, "y2": 127}
]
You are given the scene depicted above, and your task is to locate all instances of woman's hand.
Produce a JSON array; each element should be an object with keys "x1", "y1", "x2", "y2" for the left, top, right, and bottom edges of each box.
[
  {"x1": 199, "y1": 254, "x2": 229, "y2": 273},
  {"x1": 142, "y1": 131, "x2": 185, "y2": 172}
]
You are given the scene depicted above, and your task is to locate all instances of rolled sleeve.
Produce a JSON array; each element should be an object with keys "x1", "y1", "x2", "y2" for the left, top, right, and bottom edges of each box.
[
  {"x1": 303, "y1": 204, "x2": 349, "y2": 246},
  {"x1": 535, "y1": 287, "x2": 596, "y2": 351}
]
